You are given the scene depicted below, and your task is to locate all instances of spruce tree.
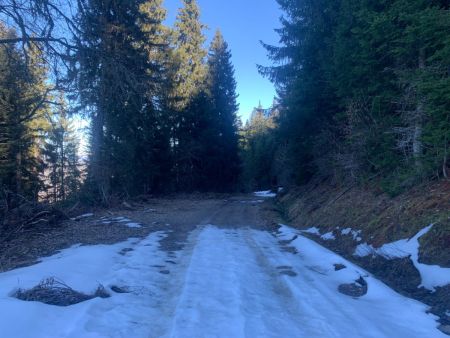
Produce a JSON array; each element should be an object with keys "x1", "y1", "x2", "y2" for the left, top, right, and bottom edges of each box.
[
  {"x1": 259, "y1": 0, "x2": 450, "y2": 192},
  {"x1": 0, "y1": 24, "x2": 50, "y2": 200},
  {"x1": 329, "y1": 0, "x2": 450, "y2": 190},
  {"x1": 204, "y1": 30, "x2": 240, "y2": 191},
  {"x1": 73, "y1": 0, "x2": 169, "y2": 199},
  {"x1": 171, "y1": 0, "x2": 208, "y2": 189},
  {"x1": 241, "y1": 103, "x2": 278, "y2": 190},
  {"x1": 260, "y1": 0, "x2": 340, "y2": 184},
  {"x1": 42, "y1": 95, "x2": 81, "y2": 202},
  {"x1": 172, "y1": 0, "x2": 207, "y2": 109}
]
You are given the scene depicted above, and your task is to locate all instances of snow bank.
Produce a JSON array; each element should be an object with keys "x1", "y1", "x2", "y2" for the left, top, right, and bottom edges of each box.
[
  {"x1": 171, "y1": 225, "x2": 445, "y2": 337},
  {"x1": 0, "y1": 232, "x2": 170, "y2": 338},
  {"x1": 0, "y1": 223, "x2": 445, "y2": 338},
  {"x1": 354, "y1": 243, "x2": 376, "y2": 257},
  {"x1": 277, "y1": 224, "x2": 445, "y2": 337},
  {"x1": 354, "y1": 225, "x2": 450, "y2": 290}
]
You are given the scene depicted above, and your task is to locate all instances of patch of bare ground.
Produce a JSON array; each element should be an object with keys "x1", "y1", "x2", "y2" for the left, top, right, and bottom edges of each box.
[
  {"x1": 278, "y1": 178, "x2": 450, "y2": 329},
  {"x1": 0, "y1": 197, "x2": 228, "y2": 272},
  {"x1": 0, "y1": 194, "x2": 278, "y2": 273}
]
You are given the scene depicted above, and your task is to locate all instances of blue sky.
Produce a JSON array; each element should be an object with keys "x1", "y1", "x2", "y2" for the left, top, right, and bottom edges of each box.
[{"x1": 164, "y1": 0, "x2": 281, "y2": 122}]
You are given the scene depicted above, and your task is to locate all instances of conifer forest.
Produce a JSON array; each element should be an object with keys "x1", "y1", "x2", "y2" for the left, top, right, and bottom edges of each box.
[
  {"x1": 0, "y1": 0, "x2": 448, "y2": 206},
  {"x1": 0, "y1": 1, "x2": 450, "y2": 337}
]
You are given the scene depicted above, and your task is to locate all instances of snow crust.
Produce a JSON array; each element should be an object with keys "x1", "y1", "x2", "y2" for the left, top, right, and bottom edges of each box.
[
  {"x1": 0, "y1": 233, "x2": 171, "y2": 338},
  {"x1": 0, "y1": 224, "x2": 445, "y2": 337}
]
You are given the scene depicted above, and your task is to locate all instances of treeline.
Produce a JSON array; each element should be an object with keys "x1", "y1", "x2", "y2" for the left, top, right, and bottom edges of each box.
[
  {"x1": 244, "y1": 0, "x2": 450, "y2": 195},
  {"x1": 0, "y1": 0, "x2": 240, "y2": 206}
]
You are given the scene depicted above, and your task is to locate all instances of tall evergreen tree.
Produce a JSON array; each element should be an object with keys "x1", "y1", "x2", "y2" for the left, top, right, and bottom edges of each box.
[
  {"x1": 172, "y1": 0, "x2": 207, "y2": 109},
  {"x1": 0, "y1": 24, "x2": 50, "y2": 200},
  {"x1": 171, "y1": 0, "x2": 208, "y2": 189},
  {"x1": 204, "y1": 30, "x2": 240, "y2": 191},
  {"x1": 42, "y1": 95, "x2": 81, "y2": 203},
  {"x1": 258, "y1": 0, "x2": 450, "y2": 193},
  {"x1": 72, "y1": 0, "x2": 169, "y2": 200},
  {"x1": 329, "y1": 0, "x2": 450, "y2": 190},
  {"x1": 260, "y1": 0, "x2": 340, "y2": 184}
]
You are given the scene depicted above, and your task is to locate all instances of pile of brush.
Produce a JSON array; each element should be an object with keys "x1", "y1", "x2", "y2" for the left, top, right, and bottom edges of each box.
[
  {"x1": 13, "y1": 278, "x2": 110, "y2": 306},
  {"x1": 0, "y1": 191, "x2": 69, "y2": 242}
]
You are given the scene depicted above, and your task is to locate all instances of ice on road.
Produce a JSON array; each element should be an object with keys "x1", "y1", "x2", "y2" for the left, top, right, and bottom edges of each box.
[{"x1": 0, "y1": 225, "x2": 445, "y2": 338}]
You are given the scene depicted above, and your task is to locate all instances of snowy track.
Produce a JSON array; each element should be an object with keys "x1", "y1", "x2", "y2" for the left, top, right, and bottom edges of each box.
[
  {"x1": 0, "y1": 202, "x2": 446, "y2": 337},
  {"x1": 165, "y1": 226, "x2": 444, "y2": 338}
]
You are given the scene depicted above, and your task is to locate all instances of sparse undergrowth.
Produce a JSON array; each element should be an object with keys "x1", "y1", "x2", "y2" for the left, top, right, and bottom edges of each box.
[{"x1": 279, "y1": 179, "x2": 450, "y2": 266}]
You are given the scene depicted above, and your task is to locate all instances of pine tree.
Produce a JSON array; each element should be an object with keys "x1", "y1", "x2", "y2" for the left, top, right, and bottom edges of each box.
[
  {"x1": 171, "y1": 0, "x2": 208, "y2": 189},
  {"x1": 204, "y1": 30, "x2": 240, "y2": 191},
  {"x1": 259, "y1": 0, "x2": 449, "y2": 193},
  {"x1": 260, "y1": 0, "x2": 340, "y2": 184},
  {"x1": 72, "y1": 0, "x2": 169, "y2": 199},
  {"x1": 0, "y1": 24, "x2": 50, "y2": 200},
  {"x1": 329, "y1": 0, "x2": 450, "y2": 190},
  {"x1": 138, "y1": 0, "x2": 176, "y2": 193},
  {"x1": 42, "y1": 95, "x2": 81, "y2": 203},
  {"x1": 172, "y1": 0, "x2": 207, "y2": 109}
]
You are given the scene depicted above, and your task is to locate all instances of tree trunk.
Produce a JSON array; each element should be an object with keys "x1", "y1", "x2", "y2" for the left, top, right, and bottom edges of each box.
[
  {"x1": 90, "y1": 108, "x2": 108, "y2": 200},
  {"x1": 15, "y1": 151, "x2": 21, "y2": 194},
  {"x1": 444, "y1": 137, "x2": 448, "y2": 179},
  {"x1": 60, "y1": 137, "x2": 65, "y2": 201},
  {"x1": 413, "y1": 48, "x2": 425, "y2": 170}
]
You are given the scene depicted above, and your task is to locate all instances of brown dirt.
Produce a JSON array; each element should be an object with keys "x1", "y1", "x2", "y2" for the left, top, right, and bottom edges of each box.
[
  {"x1": 279, "y1": 179, "x2": 450, "y2": 266},
  {"x1": 0, "y1": 195, "x2": 277, "y2": 273}
]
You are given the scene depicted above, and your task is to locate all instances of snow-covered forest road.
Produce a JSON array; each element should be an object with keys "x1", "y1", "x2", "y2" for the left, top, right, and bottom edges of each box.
[{"x1": 0, "y1": 196, "x2": 446, "y2": 338}]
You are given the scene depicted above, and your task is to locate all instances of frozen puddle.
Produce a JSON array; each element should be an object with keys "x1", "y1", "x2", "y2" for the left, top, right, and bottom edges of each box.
[{"x1": 0, "y1": 225, "x2": 445, "y2": 338}]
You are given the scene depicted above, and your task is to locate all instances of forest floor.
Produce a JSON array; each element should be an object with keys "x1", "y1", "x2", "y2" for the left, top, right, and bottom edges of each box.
[{"x1": 0, "y1": 194, "x2": 448, "y2": 337}]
